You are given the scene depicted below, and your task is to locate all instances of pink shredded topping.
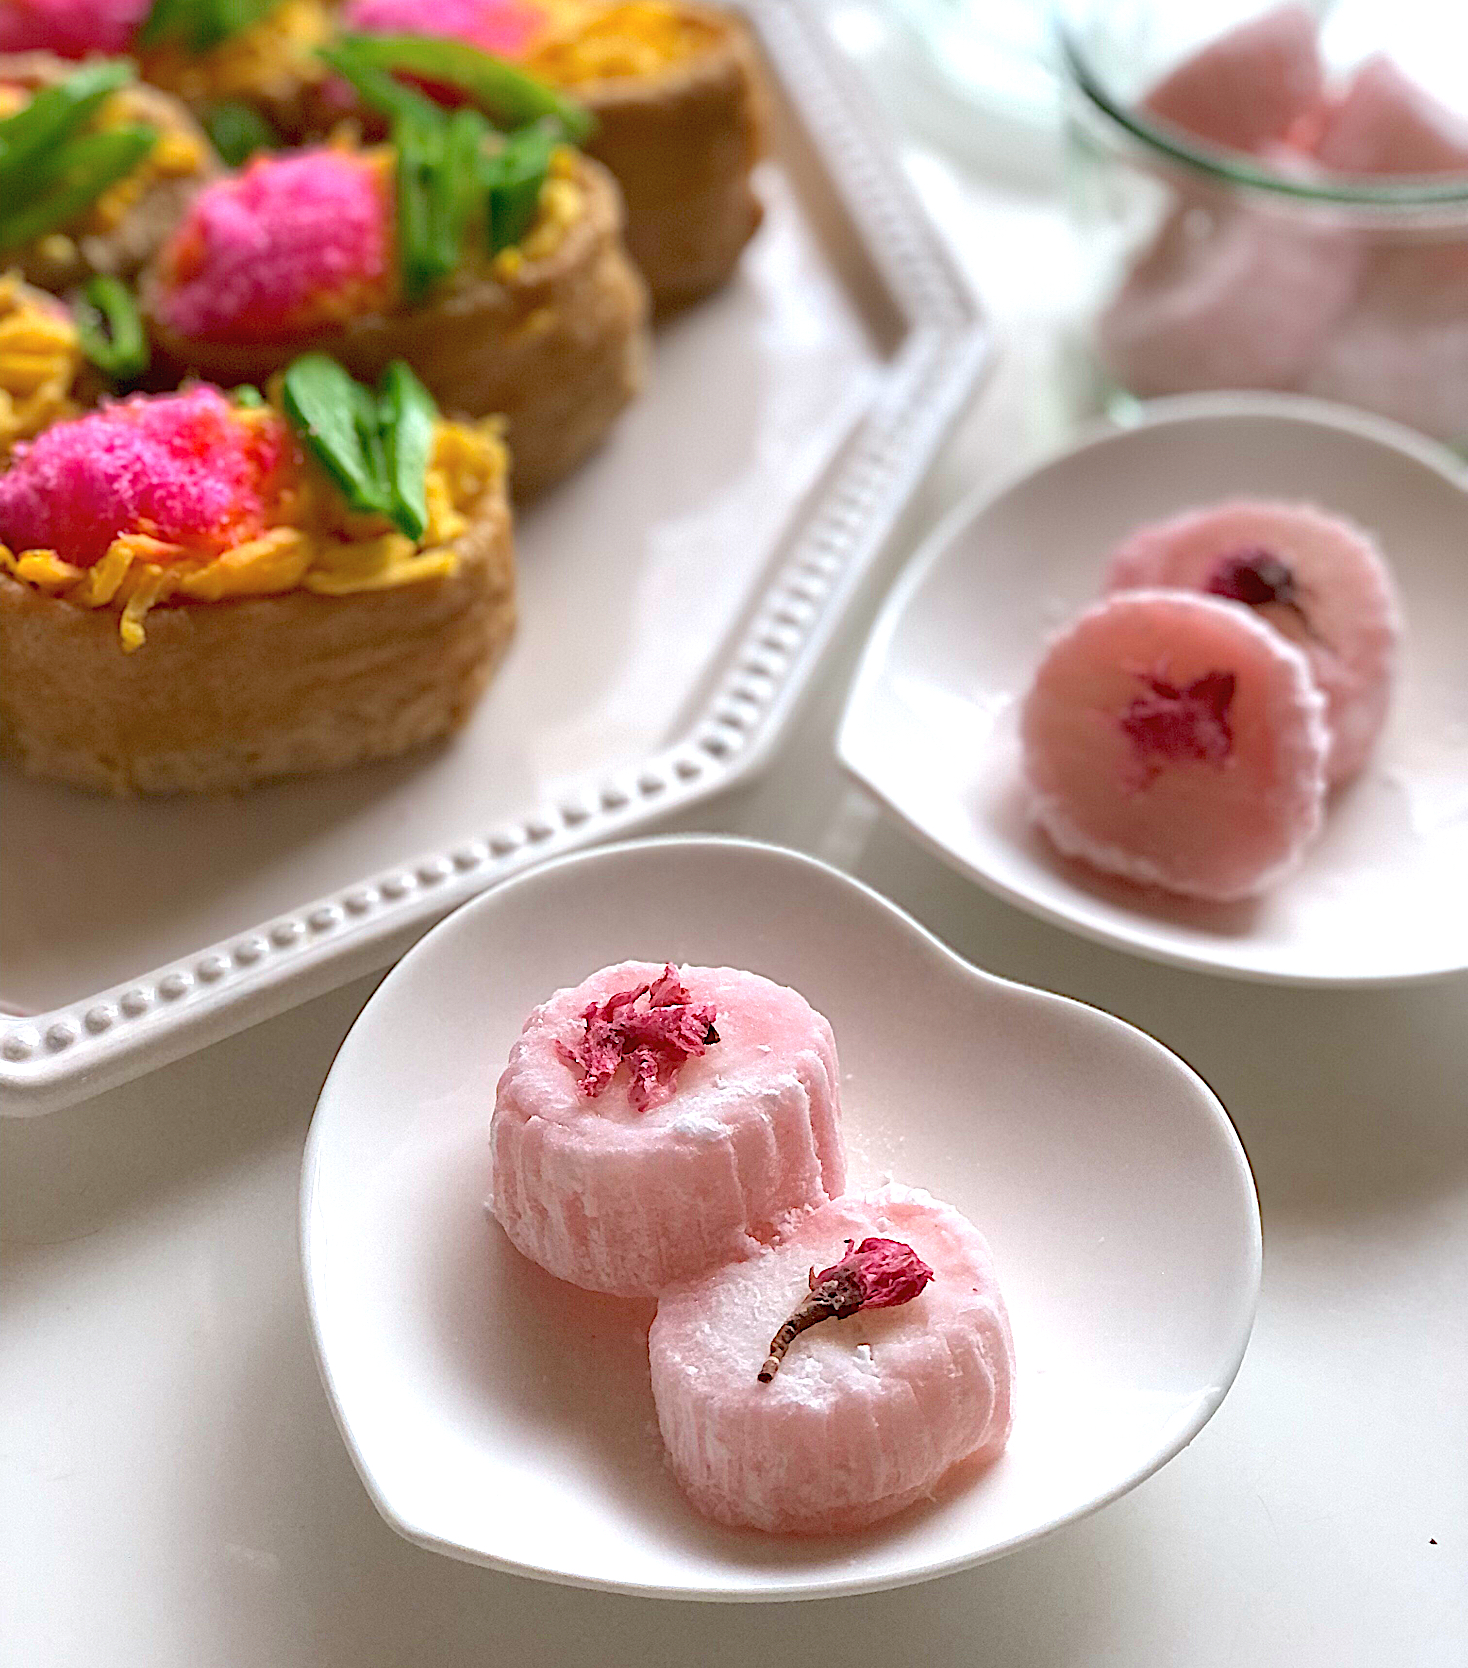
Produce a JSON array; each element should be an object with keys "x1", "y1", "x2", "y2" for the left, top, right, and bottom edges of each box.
[
  {"x1": 1120, "y1": 670, "x2": 1235, "y2": 770},
  {"x1": 157, "y1": 149, "x2": 391, "y2": 344},
  {"x1": 0, "y1": 387, "x2": 287, "y2": 568},
  {"x1": 811, "y1": 1238, "x2": 935, "y2": 1309},
  {"x1": 0, "y1": 0, "x2": 148, "y2": 56},
  {"x1": 343, "y1": 0, "x2": 547, "y2": 61},
  {"x1": 554, "y1": 964, "x2": 719, "y2": 1112}
]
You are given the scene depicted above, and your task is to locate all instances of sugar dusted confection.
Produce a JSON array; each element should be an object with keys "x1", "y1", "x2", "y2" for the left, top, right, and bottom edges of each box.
[
  {"x1": 1020, "y1": 590, "x2": 1329, "y2": 901},
  {"x1": 1310, "y1": 55, "x2": 1468, "y2": 179},
  {"x1": 1095, "y1": 199, "x2": 1359, "y2": 400},
  {"x1": 1104, "y1": 499, "x2": 1400, "y2": 785},
  {"x1": 649, "y1": 1185, "x2": 1014, "y2": 1534},
  {"x1": 1142, "y1": 2, "x2": 1322, "y2": 156},
  {"x1": 489, "y1": 962, "x2": 845, "y2": 1298}
]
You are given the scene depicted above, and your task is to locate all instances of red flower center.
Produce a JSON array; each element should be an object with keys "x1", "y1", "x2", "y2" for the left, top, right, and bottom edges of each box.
[{"x1": 1120, "y1": 670, "x2": 1235, "y2": 770}]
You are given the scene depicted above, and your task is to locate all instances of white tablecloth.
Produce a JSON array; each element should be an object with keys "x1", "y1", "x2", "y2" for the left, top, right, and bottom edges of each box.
[{"x1": 4, "y1": 10, "x2": 1465, "y2": 1663}]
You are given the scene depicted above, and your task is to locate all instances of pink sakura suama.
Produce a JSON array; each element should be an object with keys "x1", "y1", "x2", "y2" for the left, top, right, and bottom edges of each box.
[
  {"x1": 0, "y1": 387, "x2": 287, "y2": 568},
  {"x1": 490, "y1": 962, "x2": 845, "y2": 1298},
  {"x1": 1105, "y1": 500, "x2": 1400, "y2": 785},
  {"x1": 1020, "y1": 590, "x2": 1329, "y2": 902},
  {"x1": 342, "y1": 0, "x2": 546, "y2": 60},
  {"x1": 1142, "y1": 2, "x2": 1322, "y2": 156},
  {"x1": 156, "y1": 149, "x2": 391, "y2": 344},
  {"x1": 1096, "y1": 187, "x2": 1361, "y2": 399},
  {"x1": 0, "y1": 0, "x2": 148, "y2": 57},
  {"x1": 1306, "y1": 242, "x2": 1468, "y2": 447},
  {"x1": 554, "y1": 963, "x2": 719, "y2": 1113},
  {"x1": 1309, "y1": 55, "x2": 1468, "y2": 179},
  {"x1": 649, "y1": 1185, "x2": 1015, "y2": 1535}
]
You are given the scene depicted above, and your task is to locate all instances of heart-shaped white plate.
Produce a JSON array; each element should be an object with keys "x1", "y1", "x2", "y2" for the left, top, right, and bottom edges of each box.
[
  {"x1": 301, "y1": 836, "x2": 1260, "y2": 1600},
  {"x1": 838, "y1": 394, "x2": 1468, "y2": 984}
]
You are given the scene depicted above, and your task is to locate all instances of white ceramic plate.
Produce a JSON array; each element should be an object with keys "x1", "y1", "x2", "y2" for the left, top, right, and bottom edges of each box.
[
  {"x1": 0, "y1": 0, "x2": 992, "y2": 1115},
  {"x1": 301, "y1": 836, "x2": 1260, "y2": 1601},
  {"x1": 839, "y1": 394, "x2": 1468, "y2": 985}
]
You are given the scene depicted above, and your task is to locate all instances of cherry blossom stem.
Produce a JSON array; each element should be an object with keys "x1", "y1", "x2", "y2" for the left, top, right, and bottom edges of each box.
[{"x1": 757, "y1": 1270, "x2": 864, "y2": 1382}]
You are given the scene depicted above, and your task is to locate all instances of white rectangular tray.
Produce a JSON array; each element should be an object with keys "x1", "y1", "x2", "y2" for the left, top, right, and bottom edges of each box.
[{"x1": 0, "y1": 0, "x2": 991, "y2": 1113}]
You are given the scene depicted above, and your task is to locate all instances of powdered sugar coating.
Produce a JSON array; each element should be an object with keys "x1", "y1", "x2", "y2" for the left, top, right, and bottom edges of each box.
[
  {"x1": 650, "y1": 1185, "x2": 1015, "y2": 1534},
  {"x1": 343, "y1": 0, "x2": 545, "y2": 58},
  {"x1": 0, "y1": 386, "x2": 287, "y2": 566},
  {"x1": 156, "y1": 149, "x2": 391, "y2": 344},
  {"x1": 1021, "y1": 590, "x2": 1329, "y2": 901},
  {"x1": 490, "y1": 962, "x2": 846, "y2": 1298},
  {"x1": 0, "y1": 0, "x2": 147, "y2": 56},
  {"x1": 1105, "y1": 500, "x2": 1400, "y2": 785}
]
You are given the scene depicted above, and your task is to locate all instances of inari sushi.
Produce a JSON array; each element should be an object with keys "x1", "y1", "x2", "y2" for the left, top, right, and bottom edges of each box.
[
  {"x1": 490, "y1": 961, "x2": 846, "y2": 1298},
  {"x1": 0, "y1": 0, "x2": 336, "y2": 144},
  {"x1": 649, "y1": 1184, "x2": 1016, "y2": 1534},
  {"x1": 334, "y1": 2, "x2": 768, "y2": 311},
  {"x1": 0, "y1": 356, "x2": 516, "y2": 792},
  {"x1": 142, "y1": 129, "x2": 649, "y2": 497},
  {"x1": 0, "y1": 54, "x2": 217, "y2": 294}
]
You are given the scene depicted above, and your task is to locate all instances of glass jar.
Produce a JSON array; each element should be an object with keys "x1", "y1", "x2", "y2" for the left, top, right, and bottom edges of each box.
[{"x1": 1057, "y1": 0, "x2": 1468, "y2": 450}]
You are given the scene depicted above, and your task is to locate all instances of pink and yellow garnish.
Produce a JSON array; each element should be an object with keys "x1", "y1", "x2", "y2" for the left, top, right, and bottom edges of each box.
[
  {"x1": 343, "y1": 0, "x2": 548, "y2": 62},
  {"x1": 0, "y1": 381, "x2": 505, "y2": 648},
  {"x1": 0, "y1": 385, "x2": 285, "y2": 568},
  {"x1": 156, "y1": 147, "x2": 393, "y2": 343}
]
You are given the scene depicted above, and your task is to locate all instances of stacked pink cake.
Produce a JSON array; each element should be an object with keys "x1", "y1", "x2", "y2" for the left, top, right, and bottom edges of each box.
[
  {"x1": 1020, "y1": 498, "x2": 1401, "y2": 901},
  {"x1": 1098, "y1": 4, "x2": 1468, "y2": 441},
  {"x1": 489, "y1": 962, "x2": 1017, "y2": 1534}
]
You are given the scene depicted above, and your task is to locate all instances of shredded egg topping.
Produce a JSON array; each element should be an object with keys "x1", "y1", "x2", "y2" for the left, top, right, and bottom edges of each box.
[
  {"x1": 488, "y1": 144, "x2": 583, "y2": 280},
  {"x1": 89, "y1": 84, "x2": 212, "y2": 232},
  {"x1": 525, "y1": 1, "x2": 718, "y2": 85},
  {"x1": 0, "y1": 274, "x2": 83, "y2": 460},
  {"x1": 140, "y1": 0, "x2": 333, "y2": 106},
  {"x1": 0, "y1": 406, "x2": 506, "y2": 651}
]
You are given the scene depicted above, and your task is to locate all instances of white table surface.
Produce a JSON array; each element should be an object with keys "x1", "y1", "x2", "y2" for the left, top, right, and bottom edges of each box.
[{"x1": 4, "y1": 11, "x2": 1465, "y2": 1665}]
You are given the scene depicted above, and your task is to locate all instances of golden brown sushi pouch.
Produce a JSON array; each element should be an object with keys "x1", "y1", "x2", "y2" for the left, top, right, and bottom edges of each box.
[{"x1": 0, "y1": 360, "x2": 516, "y2": 793}]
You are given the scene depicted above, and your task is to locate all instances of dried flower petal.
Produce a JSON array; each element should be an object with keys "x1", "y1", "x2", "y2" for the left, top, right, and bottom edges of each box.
[
  {"x1": 1120, "y1": 669, "x2": 1236, "y2": 769},
  {"x1": 813, "y1": 1237, "x2": 936, "y2": 1309},
  {"x1": 554, "y1": 964, "x2": 719, "y2": 1112},
  {"x1": 759, "y1": 1236, "x2": 934, "y2": 1381}
]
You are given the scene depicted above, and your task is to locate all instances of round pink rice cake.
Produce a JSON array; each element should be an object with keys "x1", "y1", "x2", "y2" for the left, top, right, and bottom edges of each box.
[
  {"x1": 1104, "y1": 499, "x2": 1400, "y2": 785},
  {"x1": 1020, "y1": 590, "x2": 1330, "y2": 901},
  {"x1": 490, "y1": 962, "x2": 846, "y2": 1299},
  {"x1": 649, "y1": 1184, "x2": 1015, "y2": 1535}
]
